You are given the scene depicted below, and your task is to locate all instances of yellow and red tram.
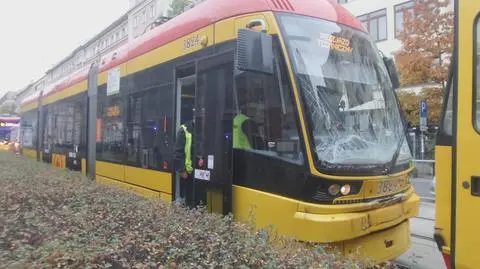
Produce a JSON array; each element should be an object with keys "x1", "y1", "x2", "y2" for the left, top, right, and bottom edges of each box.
[{"x1": 19, "y1": 0, "x2": 419, "y2": 263}]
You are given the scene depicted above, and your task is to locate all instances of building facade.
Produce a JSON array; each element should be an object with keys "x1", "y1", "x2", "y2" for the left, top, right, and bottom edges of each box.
[
  {"x1": 129, "y1": 0, "x2": 171, "y2": 39},
  {"x1": 46, "y1": 14, "x2": 130, "y2": 86},
  {"x1": 17, "y1": 0, "x2": 175, "y2": 107},
  {"x1": 339, "y1": 0, "x2": 454, "y2": 58}
]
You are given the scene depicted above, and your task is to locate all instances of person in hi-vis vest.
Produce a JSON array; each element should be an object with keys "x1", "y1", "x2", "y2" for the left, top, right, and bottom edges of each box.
[
  {"x1": 174, "y1": 120, "x2": 194, "y2": 206},
  {"x1": 233, "y1": 103, "x2": 255, "y2": 150}
]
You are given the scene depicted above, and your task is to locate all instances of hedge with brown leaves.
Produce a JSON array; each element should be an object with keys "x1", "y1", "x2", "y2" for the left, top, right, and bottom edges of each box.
[{"x1": 0, "y1": 152, "x2": 397, "y2": 269}]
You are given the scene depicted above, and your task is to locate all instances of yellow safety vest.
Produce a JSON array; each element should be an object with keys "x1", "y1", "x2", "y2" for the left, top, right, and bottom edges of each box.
[
  {"x1": 181, "y1": 124, "x2": 193, "y2": 173},
  {"x1": 233, "y1": 113, "x2": 252, "y2": 150}
]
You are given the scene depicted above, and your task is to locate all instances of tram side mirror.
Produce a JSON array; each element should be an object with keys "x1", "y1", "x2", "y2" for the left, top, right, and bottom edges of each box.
[
  {"x1": 236, "y1": 28, "x2": 274, "y2": 75},
  {"x1": 383, "y1": 57, "x2": 401, "y2": 90}
]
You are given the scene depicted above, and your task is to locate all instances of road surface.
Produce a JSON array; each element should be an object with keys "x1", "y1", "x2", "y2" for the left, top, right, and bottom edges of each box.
[
  {"x1": 395, "y1": 178, "x2": 445, "y2": 269},
  {"x1": 411, "y1": 177, "x2": 434, "y2": 201}
]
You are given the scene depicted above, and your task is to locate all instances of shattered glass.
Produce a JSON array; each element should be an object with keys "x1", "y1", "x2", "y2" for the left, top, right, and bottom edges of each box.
[{"x1": 278, "y1": 14, "x2": 412, "y2": 168}]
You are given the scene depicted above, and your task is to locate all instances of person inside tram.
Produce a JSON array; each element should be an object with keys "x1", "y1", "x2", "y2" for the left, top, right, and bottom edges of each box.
[
  {"x1": 174, "y1": 108, "x2": 194, "y2": 207},
  {"x1": 233, "y1": 96, "x2": 263, "y2": 151}
]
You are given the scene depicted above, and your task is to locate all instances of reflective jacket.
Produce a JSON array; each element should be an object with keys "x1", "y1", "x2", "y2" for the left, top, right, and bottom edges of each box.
[
  {"x1": 174, "y1": 121, "x2": 194, "y2": 173},
  {"x1": 233, "y1": 113, "x2": 253, "y2": 150}
]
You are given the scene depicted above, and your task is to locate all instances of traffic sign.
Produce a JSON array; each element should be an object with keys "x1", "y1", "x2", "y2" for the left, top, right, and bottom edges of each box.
[
  {"x1": 420, "y1": 100, "x2": 428, "y2": 118},
  {"x1": 420, "y1": 100, "x2": 428, "y2": 131}
]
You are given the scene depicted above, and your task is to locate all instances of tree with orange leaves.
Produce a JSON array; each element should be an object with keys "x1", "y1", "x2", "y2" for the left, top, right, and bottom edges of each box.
[
  {"x1": 396, "y1": 91, "x2": 420, "y2": 126},
  {"x1": 394, "y1": 0, "x2": 454, "y2": 87},
  {"x1": 420, "y1": 87, "x2": 444, "y2": 125},
  {"x1": 396, "y1": 87, "x2": 444, "y2": 126}
]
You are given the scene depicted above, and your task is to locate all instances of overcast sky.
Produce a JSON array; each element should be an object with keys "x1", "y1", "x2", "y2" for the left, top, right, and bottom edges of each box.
[{"x1": 0, "y1": 0, "x2": 130, "y2": 95}]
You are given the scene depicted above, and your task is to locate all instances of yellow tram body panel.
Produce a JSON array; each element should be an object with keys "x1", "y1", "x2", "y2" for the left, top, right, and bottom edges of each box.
[
  {"x1": 433, "y1": 1, "x2": 480, "y2": 268},
  {"x1": 96, "y1": 175, "x2": 172, "y2": 204},
  {"x1": 434, "y1": 145, "x2": 452, "y2": 257},
  {"x1": 95, "y1": 161, "x2": 172, "y2": 204},
  {"x1": 232, "y1": 185, "x2": 419, "y2": 242}
]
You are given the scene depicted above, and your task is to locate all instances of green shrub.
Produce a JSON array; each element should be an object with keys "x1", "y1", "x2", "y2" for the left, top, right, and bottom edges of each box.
[{"x1": 0, "y1": 152, "x2": 397, "y2": 269}]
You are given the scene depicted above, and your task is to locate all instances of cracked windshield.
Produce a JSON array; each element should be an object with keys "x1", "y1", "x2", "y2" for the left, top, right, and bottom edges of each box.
[{"x1": 278, "y1": 14, "x2": 412, "y2": 168}]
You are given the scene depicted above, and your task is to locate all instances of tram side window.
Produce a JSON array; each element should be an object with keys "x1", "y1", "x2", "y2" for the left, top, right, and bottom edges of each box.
[
  {"x1": 53, "y1": 101, "x2": 75, "y2": 151},
  {"x1": 53, "y1": 103, "x2": 63, "y2": 149},
  {"x1": 126, "y1": 86, "x2": 172, "y2": 170},
  {"x1": 31, "y1": 112, "x2": 38, "y2": 148},
  {"x1": 127, "y1": 94, "x2": 142, "y2": 165},
  {"x1": 141, "y1": 89, "x2": 165, "y2": 169},
  {"x1": 97, "y1": 89, "x2": 125, "y2": 163},
  {"x1": 43, "y1": 106, "x2": 54, "y2": 153},
  {"x1": 474, "y1": 20, "x2": 480, "y2": 131},
  {"x1": 235, "y1": 38, "x2": 303, "y2": 163},
  {"x1": 73, "y1": 99, "x2": 83, "y2": 152},
  {"x1": 20, "y1": 111, "x2": 37, "y2": 148},
  {"x1": 442, "y1": 80, "x2": 454, "y2": 136}
]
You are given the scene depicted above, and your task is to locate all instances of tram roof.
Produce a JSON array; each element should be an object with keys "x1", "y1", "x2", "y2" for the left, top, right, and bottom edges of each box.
[{"x1": 22, "y1": 0, "x2": 363, "y2": 107}]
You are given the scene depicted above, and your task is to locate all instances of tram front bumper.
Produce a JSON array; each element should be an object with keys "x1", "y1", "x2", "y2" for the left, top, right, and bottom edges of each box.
[{"x1": 292, "y1": 190, "x2": 420, "y2": 243}]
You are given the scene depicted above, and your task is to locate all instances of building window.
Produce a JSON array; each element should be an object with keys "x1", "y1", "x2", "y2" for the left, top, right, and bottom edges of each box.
[
  {"x1": 358, "y1": 9, "x2": 388, "y2": 42},
  {"x1": 337, "y1": 0, "x2": 348, "y2": 3},
  {"x1": 395, "y1": 1, "x2": 415, "y2": 37},
  {"x1": 134, "y1": 16, "x2": 138, "y2": 27},
  {"x1": 122, "y1": 27, "x2": 126, "y2": 36},
  {"x1": 143, "y1": 10, "x2": 147, "y2": 22},
  {"x1": 150, "y1": 5, "x2": 155, "y2": 18}
]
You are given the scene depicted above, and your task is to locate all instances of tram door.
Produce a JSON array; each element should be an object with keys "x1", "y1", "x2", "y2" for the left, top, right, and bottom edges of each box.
[
  {"x1": 193, "y1": 51, "x2": 234, "y2": 214},
  {"x1": 449, "y1": 1, "x2": 480, "y2": 268},
  {"x1": 174, "y1": 71, "x2": 196, "y2": 203}
]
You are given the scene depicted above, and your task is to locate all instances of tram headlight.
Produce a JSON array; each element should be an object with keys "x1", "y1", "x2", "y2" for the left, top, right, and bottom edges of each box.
[
  {"x1": 340, "y1": 184, "x2": 351, "y2": 195},
  {"x1": 328, "y1": 184, "x2": 340, "y2": 196},
  {"x1": 310, "y1": 176, "x2": 363, "y2": 203}
]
